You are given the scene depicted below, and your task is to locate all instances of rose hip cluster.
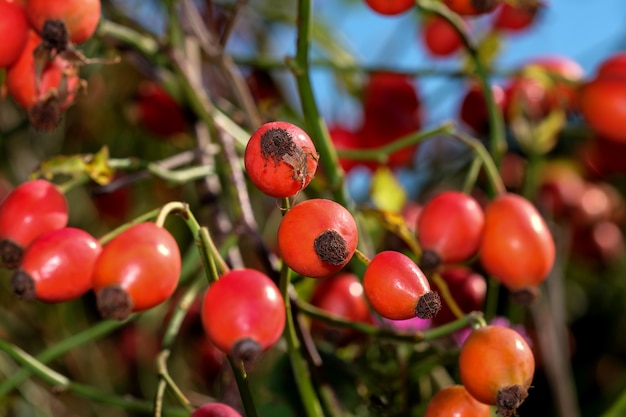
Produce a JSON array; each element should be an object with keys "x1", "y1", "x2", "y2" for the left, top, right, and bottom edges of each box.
[
  {"x1": 0, "y1": 0, "x2": 101, "y2": 131},
  {"x1": 0, "y1": 179, "x2": 182, "y2": 320}
]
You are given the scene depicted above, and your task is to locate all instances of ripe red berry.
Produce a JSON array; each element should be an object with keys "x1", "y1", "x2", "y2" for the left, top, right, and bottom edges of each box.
[
  {"x1": 424, "y1": 385, "x2": 491, "y2": 417},
  {"x1": 133, "y1": 81, "x2": 188, "y2": 138},
  {"x1": 416, "y1": 191, "x2": 484, "y2": 269},
  {"x1": 25, "y1": 0, "x2": 101, "y2": 45},
  {"x1": 579, "y1": 77, "x2": 626, "y2": 143},
  {"x1": 6, "y1": 30, "x2": 81, "y2": 130},
  {"x1": 244, "y1": 121, "x2": 319, "y2": 198},
  {"x1": 310, "y1": 273, "x2": 373, "y2": 345},
  {"x1": 359, "y1": 72, "x2": 422, "y2": 167},
  {"x1": 277, "y1": 199, "x2": 358, "y2": 278},
  {"x1": 363, "y1": 251, "x2": 441, "y2": 320},
  {"x1": 92, "y1": 222, "x2": 182, "y2": 320},
  {"x1": 0, "y1": 179, "x2": 68, "y2": 269},
  {"x1": 432, "y1": 266, "x2": 486, "y2": 326},
  {"x1": 480, "y1": 193, "x2": 555, "y2": 302},
  {"x1": 493, "y1": 2, "x2": 543, "y2": 32},
  {"x1": 11, "y1": 227, "x2": 101, "y2": 302},
  {"x1": 422, "y1": 15, "x2": 464, "y2": 57},
  {"x1": 459, "y1": 325, "x2": 535, "y2": 417},
  {"x1": 443, "y1": 0, "x2": 499, "y2": 16},
  {"x1": 596, "y1": 52, "x2": 626, "y2": 80},
  {"x1": 201, "y1": 269, "x2": 285, "y2": 362},
  {"x1": 191, "y1": 403, "x2": 241, "y2": 417},
  {"x1": 459, "y1": 82, "x2": 505, "y2": 135},
  {"x1": 0, "y1": 0, "x2": 29, "y2": 68},
  {"x1": 363, "y1": 0, "x2": 414, "y2": 15}
]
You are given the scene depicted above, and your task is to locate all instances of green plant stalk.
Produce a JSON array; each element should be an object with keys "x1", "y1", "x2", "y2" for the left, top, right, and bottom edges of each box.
[
  {"x1": 291, "y1": 0, "x2": 347, "y2": 206},
  {"x1": 0, "y1": 339, "x2": 187, "y2": 416},
  {"x1": 296, "y1": 300, "x2": 485, "y2": 342},
  {"x1": 453, "y1": 132, "x2": 506, "y2": 196},
  {"x1": 227, "y1": 356, "x2": 260, "y2": 417},
  {"x1": 462, "y1": 157, "x2": 483, "y2": 194},
  {"x1": 336, "y1": 122, "x2": 454, "y2": 162},
  {"x1": 98, "y1": 207, "x2": 161, "y2": 245},
  {"x1": 416, "y1": 0, "x2": 507, "y2": 165},
  {"x1": 154, "y1": 351, "x2": 193, "y2": 416},
  {"x1": 0, "y1": 318, "x2": 133, "y2": 396}
]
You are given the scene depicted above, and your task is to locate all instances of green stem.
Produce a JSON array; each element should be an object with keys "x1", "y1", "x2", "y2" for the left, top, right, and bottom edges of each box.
[
  {"x1": 600, "y1": 388, "x2": 626, "y2": 417},
  {"x1": 98, "y1": 207, "x2": 161, "y2": 245},
  {"x1": 0, "y1": 339, "x2": 69, "y2": 388},
  {"x1": 416, "y1": 0, "x2": 507, "y2": 165},
  {"x1": 295, "y1": 299, "x2": 484, "y2": 342},
  {"x1": 227, "y1": 356, "x2": 260, "y2": 417},
  {"x1": 336, "y1": 123, "x2": 455, "y2": 163},
  {"x1": 453, "y1": 132, "x2": 506, "y2": 196},
  {"x1": 462, "y1": 157, "x2": 483, "y2": 194},
  {"x1": 290, "y1": 0, "x2": 347, "y2": 206},
  {"x1": 0, "y1": 319, "x2": 132, "y2": 396}
]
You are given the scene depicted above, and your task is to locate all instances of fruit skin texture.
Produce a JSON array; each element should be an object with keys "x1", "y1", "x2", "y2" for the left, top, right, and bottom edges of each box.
[
  {"x1": 92, "y1": 222, "x2": 181, "y2": 320},
  {"x1": 579, "y1": 77, "x2": 626, "y2": 143},
  {"x1": 364, "y1": 0, "x2": 414, "y2": 15},
  {"x1": 422, "y1": 15, "x2": 464, "y2": 57},
  {"x1": 191, "y1": 403, "x2": 242, "y2": 417},
  {"x1": 277, "y1": 199, "x2": 358, "y2": 278},
  {"x1": 417, "y1": 191, "x2": 484, "y2": 268},
  {"x1": 25, "y1": 0, "x2": 101, "y2": 44},
  {"x1": 0, "y1": 179, "x2": 68, "y2": 269},
  {"x1": 244, "y1": 121, "x2": 318, "y2": 198},
  {"x1": 363, "y1": 251, "x2": 440, "y2": 320},
  {"x1": 597, "y1": 52, "x2": 626, "y2": 80},
  {"x1": 459, "y1": 325, "x2": 535, "y2": 415},
  {"x1": 480, "y1": 193, "x2": 555, "y2": 294},
  {"x1": 201, "y1": 269, "x2": 285, "y2": 357},
  {"x1": 310, "y1": 273, "x2": 374, "y2": 345},
  {"x1": 424, "y1": 385, "x2": 491, "y2": 417},
  {"x1": 0, "y1": 0, "x2": 29, "y2": 68},
  {"x1": 12, "y1": 227, "x2": 101, "y2": 302}
]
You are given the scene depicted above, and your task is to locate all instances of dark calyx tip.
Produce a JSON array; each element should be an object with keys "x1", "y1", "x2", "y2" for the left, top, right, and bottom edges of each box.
[
  {"x1": 97, "y1": 285, "x2": 133, "y2": 321},
  {"x1": 11, "y1": 270, "x2": 36, "y2": 300},
  {"x1": 496, "y1": 384, "x2": 529, "y2": 417},
  {"x1": 0, "y1": 239, "x2": 23, "y2": 270},
  {"x1": 260, "y1": 127, "x2": 296, "y2": 161},
  {"x1": 415, "y1": 291, "x2": 441, "y2": 319},
  {"x1": 41, "y1": 19, "x2": 70, "y2": 52},
  {"x1": 29, "y1": 101, "x2": 64, "y2": 132},
  {"x1": 510, "y1": 286, "x2": 539, "y2": 306},
  {"x1": 314, "y1": 230, "x2": 349, "y2": 265},
  {"x1": 419, "y1": 250, "x2": 441, "y2": 271},
  {"x1": 231, "y1": 338, "x2": 262, "y2": 367}
]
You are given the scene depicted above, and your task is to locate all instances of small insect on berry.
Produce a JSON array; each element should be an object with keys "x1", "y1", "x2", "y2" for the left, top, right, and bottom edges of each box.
[{"x1": 244, "y1": 121, "x2": 319, "y2": 198}]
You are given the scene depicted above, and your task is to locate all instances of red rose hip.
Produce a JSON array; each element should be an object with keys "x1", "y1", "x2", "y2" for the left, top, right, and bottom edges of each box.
[
  {"x1": 244, "y1": 121, "x2": 319, "y2": 198},
  {"x1": 277, "y1": 199, "x2": 358, "y2": 278}
]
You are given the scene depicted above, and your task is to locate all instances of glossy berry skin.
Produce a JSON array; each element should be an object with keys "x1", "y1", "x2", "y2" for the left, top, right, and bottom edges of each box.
[
  {"x1": 278, "y1": 199, "x2": 358, "y2": 278},
  {"x1": 191, "y1": 403, "x2": 241, "y2": 417},
  {"x1": 25, "y1": 0, "x2": 101, "y2": 44},
  {"x1": 0, "y1": 179, "x2": 68, "y2": 269},
  {"x1": 201, "y1": 269, "x2": 285, "y2": 358},
  {"x1": 597, "y1": 52, "x2": 626, "y2": 80},
  {"x1": 363, "y1": 251, "x2": 440, "y2": 320},
  {"x1": 0, "y1": 0, "x2": 29, "y2": 68},
  {"x1": 364, "y1": 0, "x2": 414, "y2": 15},
  {"x1": 460, "y1": 83, "x2": 505, "y2": 135},
  {"x1": 244, "y1": 121, "x2": 318, "y2": 198},
  {"x1": 310, "y1": 273, "x2": 373, "y2": 345},
  {"x1": 12, "y1": 228, "x2": 101, "y2": 302},
  {"x1": 493, "y1": 2, "x2": 542, "y2": 32},
  {"x1": 459, "y1": 325, "x2": 535, "y2": 415},
  {"x1": 579, "y1": 77, "x2": 626, "y2": 143},
  {"x1": 417, "y1": 191, "x2": 484, "y2": 268},
  {"x1": 432, "y1": 266, "x2": 486, "y2": 326},
  {"x1": 422, "y1": 15, "x2": 464, "y2": 57},
  {"x1": 92, "y1": 222, "x2": 181, "y2": 320},
  {"x1": 424, "y1": 385, "x2": 491, "y2": 417},
  {"x1": 480, "y1": 193, "x2": 555, "y2": 296},
  {"x1": 443, "y1": 0, "x2": 498, "y2": 16}
]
